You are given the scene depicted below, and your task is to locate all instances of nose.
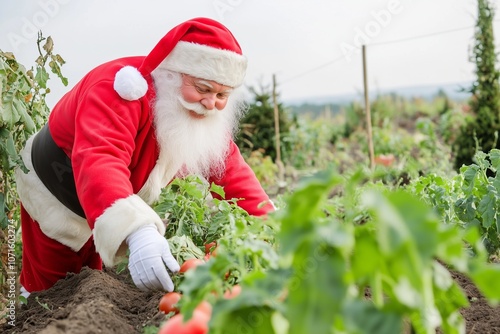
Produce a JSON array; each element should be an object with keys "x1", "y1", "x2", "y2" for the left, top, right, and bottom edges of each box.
[{"x1": 201, "y1": 94, "x2": 217, "y2": 110}]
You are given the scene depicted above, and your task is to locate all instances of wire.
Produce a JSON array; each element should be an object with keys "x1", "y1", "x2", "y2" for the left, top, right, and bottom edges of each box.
[
  {"x1": 280, "y1": 20, "x2": 500, "y2": 85},
  {"x1": 370, "y1": 18, "x2": 500, "y2": 47},
  {"x1": 369, "y1": 25, "x2": 475, "y2": 46},
  {"x1": 280, "y1": 54, "x2": 345, "y2": 85}
]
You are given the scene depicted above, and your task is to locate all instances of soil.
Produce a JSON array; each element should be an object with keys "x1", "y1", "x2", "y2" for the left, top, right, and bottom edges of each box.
[
  {"x1": 2, "y1": 267, "x2": 166, "y2": 334},
  {"x1": 448, "y1": 270, "x2": 500, "y2": 334},
  {"x1": 1, "y1": 266, "x2": 500, "y2": 333}
]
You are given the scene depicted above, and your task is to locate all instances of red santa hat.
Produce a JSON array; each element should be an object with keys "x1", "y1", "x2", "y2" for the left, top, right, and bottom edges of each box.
[{"x1": 114, "y1": 17, "x2": 247, "y2": 101}]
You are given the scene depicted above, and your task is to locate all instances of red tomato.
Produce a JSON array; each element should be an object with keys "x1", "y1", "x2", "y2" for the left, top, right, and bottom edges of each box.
[
  {"x1": 159, "y1": 292, "x2": 182, "y2": 314},
  {"x1": 204, "y1": 242, "x2": 217, "y2": 254},
  {"x1": 195, "y1": 300, "x2": 212, "y2": 318},
  {"x1": 223, "y1": 285, "x2": 242, "y2": 299},
  {"x1": 374, "y1": 154, "x2": 395, "y2": 167},
  {"x1": 158, "y1": 311, "x2": 208, "y2": 334},
  {"x1": 179, "y1": 258, "x2": 205, "y2": 273},
  {"x1": 158, "y1": 301, "x2": 212, "y2": 334},
  {"x1": 211, "y1": 246, "x2": 218, "y2": 257}
]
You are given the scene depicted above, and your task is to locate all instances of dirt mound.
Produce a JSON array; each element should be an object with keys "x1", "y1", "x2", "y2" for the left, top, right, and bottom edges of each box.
[
  {"x1": 3, "y1": 267, "x2": 165, "y2": 334},
  {"x1": 450, "y1": 270, "x2": 500, "y2": 333},
  {"x1": 2, "y1": 267, "x2": 500, "y2": 333}
]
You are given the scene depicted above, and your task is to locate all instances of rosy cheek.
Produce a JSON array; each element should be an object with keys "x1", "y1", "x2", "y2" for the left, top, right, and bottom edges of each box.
[
  {"x1": 216, "y1": 100, "x2": 228, "y2": 110},
  {"x1": 181, "y1": 87, "x2": 200, "y2": 103}
]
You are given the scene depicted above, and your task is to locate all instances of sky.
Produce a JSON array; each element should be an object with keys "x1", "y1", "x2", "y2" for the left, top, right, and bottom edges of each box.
[{"x1": 0, "y1": 0, "x2": 498, "y2": 108}]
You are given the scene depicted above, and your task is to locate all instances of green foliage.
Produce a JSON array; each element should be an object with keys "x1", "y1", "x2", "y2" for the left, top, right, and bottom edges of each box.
[
  {"x1": 235, "y1": 84, "x2": 293, "y2": 161},
  {"x1": 0, "y1": 32, "x2": 67, "y2": 226},
  {"x1": 244, "y1": 149, "x2": 279, "y2": 189},
  {"x1": 168, "y1": 169, "x2": 500, "y2": 334},
  {"x1": 281, "y1": 117, "x2": 336, "y2": 170},
  {"x1": 0, "y1": 33, "x2": 67, "y2": 298},
  {"x1": 453, "y1": 0, "x2": 500, "y2": 169},
  {"x1": 343, "y1": 101, "x2": 365, "y2": 138},
  {"x1": 152, "y1": 175, "x2": 279, "y2": 322},
  {"x1": 287, "y1": 102, "x2": 343, "y2": 119},
  {"x1": 241, "y1": 90, "x2": 465, "y2": 187},
  {"x1": 155, "y1": 176, "x2": 232, "y2": 248},
  {"x1": 409, "y1": 149, "x2": 500, "y2": 256}
]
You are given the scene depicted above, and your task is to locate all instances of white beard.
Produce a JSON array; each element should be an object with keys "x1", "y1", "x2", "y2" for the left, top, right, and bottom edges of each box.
[{"x1": 150, "y1": 69, "x2": 246, "y2": 182}]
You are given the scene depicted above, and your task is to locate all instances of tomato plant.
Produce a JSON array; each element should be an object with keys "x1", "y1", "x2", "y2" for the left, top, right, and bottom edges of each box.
[
  {"x1": 168, "y1": 170, "x2": 500, "y2": 334},
  {"x1": 204, "y1": 241, "x2": 217, "y2": 254},
  {"x1": 223, "y1": 285, "x2": 241, "y2": 299},
  {"x1": 193, "y1": 301, "x2": 212, "y2": 317},
  {"x1": 158, "y1": 301, "x2": 212, "y2": 334},
  {"x1": 159, "y1": 292, "x2": 182, "y2": 314},
  {"x1": 0, "y1": 33, "x2": 67, "y2": 226},
  {"x1": 157, "y1": 310, "x2": 208, "y2": 334}
]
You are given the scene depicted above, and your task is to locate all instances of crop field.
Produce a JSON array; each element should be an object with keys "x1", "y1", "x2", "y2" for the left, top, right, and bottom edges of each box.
[{"x1": 3, "y1": 11, "x2": 500, "y2": 332}]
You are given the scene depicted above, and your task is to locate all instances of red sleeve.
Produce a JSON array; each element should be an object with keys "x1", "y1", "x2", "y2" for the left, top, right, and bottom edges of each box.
[
  {"x1": 209, "y1": 141, "x2": 274, "y2": 216},
  {"x1": 70, "y1": 81, "x2": 142, "y2": 227}
]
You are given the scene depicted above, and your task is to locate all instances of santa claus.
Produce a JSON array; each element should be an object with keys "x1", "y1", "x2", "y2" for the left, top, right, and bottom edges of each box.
[{"x1": 15, "y1": 17, "x2": 274, "y2": 297}]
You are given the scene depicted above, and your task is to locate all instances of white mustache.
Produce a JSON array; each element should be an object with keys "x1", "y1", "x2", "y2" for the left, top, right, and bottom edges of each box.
[{"x1": 177, "y1": 96, "x2": 218, "y2": 116}]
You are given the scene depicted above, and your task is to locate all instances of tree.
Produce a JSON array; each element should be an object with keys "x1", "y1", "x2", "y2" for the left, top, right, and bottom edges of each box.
[
  {"x1": 235, "y1": 84, "x2": 292, "y2": 161},
  {"x1": 453, "y1": 0, "x2": 500, "y2": 170}
]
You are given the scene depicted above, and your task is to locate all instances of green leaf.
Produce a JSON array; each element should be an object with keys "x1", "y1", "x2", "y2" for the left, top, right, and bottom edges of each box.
[
  {"x1": 210, "y1": 182, "x2": 225, "y2": 198},
  {"x1": 489, "y1": 149, "x2": 500, "y2": 171},
  {"x1": 454, "y1": 197, "x2": 477, "y2": 222},
  {"x1": 461, "y1": 165, "x2": 480, "y2": 194},
  {"x1": 168, "y1": 235, "x2": 205, "y2": 263},
  {"x1": 287, "y1": 241, "x2": 347, "y2": 334},
  {"x1": 35, "y1": 67, "x2": 49, "y2": 89},
  {"x1": 477, "y1": 188, "x2": 497, "y2": 228},
  {"x1": 1, "y1": 92, "x2": 20, "y2": 126},
  {"x1": 13, "y1": 98, "x2": 36, "y2": 132},
  {"x1": 209, "y1": 269, "x2": 288, "y2": 319},
  {"x1": 0, "y1": 192, "x2": 7, "y2": 229},
  {"x1": 361, "y1": 190, "x2": 411, "y2": 255},
  {"x1": 278, "y1": 169, "x2": 343, "y2": 255},
  {"x1": 469, "y1": 262, "x2": 500, "y2": 304},
  {"x1": 49, "y1": 59, "x2": 68, "y2": 86},
  {"x1": 210, "y1": 306, "x2": 275, "y2": 334},
  {"x1": 342, "y1": 300, "x2": 403, "y2": 334},
  {"x1": 351, "y1": 227, "x2": 381, "y2": 281},
  {"x1": 473, "y1": 151, "x2": 490, "y2": 170}
]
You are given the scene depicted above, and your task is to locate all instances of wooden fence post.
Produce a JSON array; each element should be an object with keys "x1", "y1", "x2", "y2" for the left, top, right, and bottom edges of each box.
[
  {"x1": 272, "y1": 74, "x2": 285, "y2": 185},
  {"x1": 362, "y1": 45, "x2": 375, "y2": 170}
]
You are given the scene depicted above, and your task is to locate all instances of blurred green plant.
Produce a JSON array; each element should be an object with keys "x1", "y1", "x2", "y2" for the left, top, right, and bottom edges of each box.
[
  {"x1": 409, "y1": 149, "x2": 500, "y2": 256},
  {"x1": 281, "y1": 117, "x2": 336, "y2": 170},
  {"x1": 244, "y1": 149, "x2": 278, "y2": 189},
  {"x1": 172, "y1": 168, "x2": 500, "y2": 334}
]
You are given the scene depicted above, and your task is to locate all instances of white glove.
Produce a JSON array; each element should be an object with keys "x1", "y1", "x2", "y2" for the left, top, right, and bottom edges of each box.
[{"x1": 126, "y1": 224, "x2": 180, "y2": 292}]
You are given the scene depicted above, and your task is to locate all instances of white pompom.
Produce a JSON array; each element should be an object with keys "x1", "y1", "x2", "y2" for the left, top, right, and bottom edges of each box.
[{"x1": 113, "y1": 66, "x2": 148, "y2": 101}]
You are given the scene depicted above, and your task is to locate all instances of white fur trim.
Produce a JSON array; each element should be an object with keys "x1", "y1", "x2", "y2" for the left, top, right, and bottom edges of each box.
[
  {"x1": 113, "y1": 66, "x2": 148, "y2": 101},
  {"x1": 15, "y1": 134, "x2": 91, "y2": 251},
  {"x1": 137, "y1": 154, "x2": 183, "y2": 204},
  {"x1": 93, "y1": 194, "x2": 165, "y2": 266},
  {"x1": 162, "y1": 41, "x2": 247, "y2": 87}
]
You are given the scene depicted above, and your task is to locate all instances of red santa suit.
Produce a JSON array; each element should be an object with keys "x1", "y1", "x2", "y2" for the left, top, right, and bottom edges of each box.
[{"x1": 16, "y1": 17, "x2": 273, "y2": 293}]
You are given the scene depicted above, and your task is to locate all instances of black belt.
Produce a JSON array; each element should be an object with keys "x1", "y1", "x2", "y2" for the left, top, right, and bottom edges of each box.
[{"x1": 31, "y1": 124, "x2": 86, "y2": 218}]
